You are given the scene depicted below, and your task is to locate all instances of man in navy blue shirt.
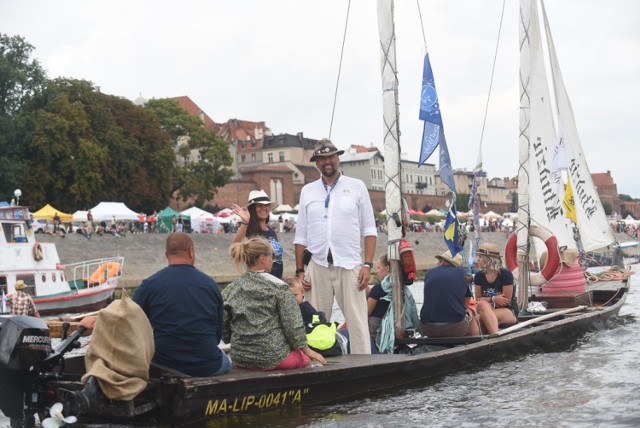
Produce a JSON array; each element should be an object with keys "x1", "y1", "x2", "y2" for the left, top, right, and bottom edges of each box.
[
  {"x1": 420, "y1": 251, "x2": 479, "y2": 337},
  {"x1": 133, "y1": 233, "x2": 231, "y2": 376}
]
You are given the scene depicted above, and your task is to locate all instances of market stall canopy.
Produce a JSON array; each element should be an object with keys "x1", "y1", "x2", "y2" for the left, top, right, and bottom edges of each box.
[
  {"x1": 273, "y1": 204, "x2": 293, "y2": 213},
  {"x1": 181, "y1": 207, "x2": 219, "y2": 233},
  {"x1": 214, "y1": 208, "x2": 234, "y2": 218},
  {"x1": 89, "y1": 202, "x2": 138, "y2": 222},
  {"x1": 33, "y1": 204, "x2": 73, "y2": 222},
  {"x1": 483, "y1": 210, "x2": 502, "y2": 219},
  {"x1": 424, "y1": 209, "x2": 446, "y2": 217},
  {"x1": 72, "y1": 210, "x2": 88, "y2": 222}
]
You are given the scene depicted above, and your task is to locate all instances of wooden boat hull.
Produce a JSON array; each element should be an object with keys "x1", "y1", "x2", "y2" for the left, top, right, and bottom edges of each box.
[{"x1": 50, "y1": 281, "x2": 629, "y2": 427}]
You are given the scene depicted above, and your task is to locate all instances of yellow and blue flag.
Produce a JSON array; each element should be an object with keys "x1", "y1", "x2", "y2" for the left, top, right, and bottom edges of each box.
[
  {"x1": 444, "y1": 202, "x2": 463, "y2": 257},
  {"x1": 563, "y1": 177, "x2": 577, "y2": 223}
]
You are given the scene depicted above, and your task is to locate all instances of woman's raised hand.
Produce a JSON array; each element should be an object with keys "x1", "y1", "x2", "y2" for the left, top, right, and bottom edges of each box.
[{"x1": 231, "y1": 203, "x2": 250, "y2": 224}]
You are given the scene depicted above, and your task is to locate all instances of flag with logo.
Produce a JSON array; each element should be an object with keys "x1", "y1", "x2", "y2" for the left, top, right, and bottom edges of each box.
[
  {"x1": 1, "y1": 289, "x2": 6, "y2": 314},
  {"x1": 563, "y1": 176, "x2": 577, "y2": 223},
  {"x1": 444, "y1": 202, "x2": 463, "y2": 257},
  {"x1": 419, "y1": 53, "x2": 456, "y2": 193}
]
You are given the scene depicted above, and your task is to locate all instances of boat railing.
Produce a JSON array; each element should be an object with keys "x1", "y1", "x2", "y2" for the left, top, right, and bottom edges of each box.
[{"x1": 64, "y1": 256, "x2": 125, "y2": 291}]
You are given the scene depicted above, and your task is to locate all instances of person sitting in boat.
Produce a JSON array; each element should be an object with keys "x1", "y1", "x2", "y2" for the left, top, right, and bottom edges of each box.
[
  {"x1": 473, "y1": 243, "x2": 518, "y2": 334},
  {"x1": 367, "y1": 254, "x2": 392, "y2": 353},
  {"x1": 224, "y1": 237, "x2": 326, "y2": 370},
  {"x1": 132, "y1": 232, "x2": 231, "y2": 377},
  {"x1": 420, "y1": 251, "x2": 479, "y2": 337},
  {"x1": 285, "y1": 276, "x2": 347, "y2": 357},
  {"x1": 6, "y1": 280, "x2": 40, "y2": 317}
]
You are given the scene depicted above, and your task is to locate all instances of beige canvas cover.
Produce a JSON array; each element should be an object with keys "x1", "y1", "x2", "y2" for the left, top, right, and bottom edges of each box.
[{"x1": 82, "y1": 297, "x2": 154, "y2": 400}]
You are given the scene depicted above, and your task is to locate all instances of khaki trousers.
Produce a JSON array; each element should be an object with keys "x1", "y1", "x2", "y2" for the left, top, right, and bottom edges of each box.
[{"x1": 306, "y1": 259, "x2": 371, "y2": 354}]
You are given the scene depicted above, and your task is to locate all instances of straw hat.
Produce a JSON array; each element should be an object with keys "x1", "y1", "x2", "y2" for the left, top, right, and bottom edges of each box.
[
  {"x1": 477, "y1": 242, "x2": 501, "y2": 258},
  {"x1": 247, "y1": 190, "x2": 277, "y2": 206},
  {"x1": 14, "y1": 280, "x2": 26, "y2": 290},
  {"x1": 309, "y1": 139, "x2": 345, "y2": 162},
  {"x1": 435, "y1": 250, "x2": 462, "y2": 268}
]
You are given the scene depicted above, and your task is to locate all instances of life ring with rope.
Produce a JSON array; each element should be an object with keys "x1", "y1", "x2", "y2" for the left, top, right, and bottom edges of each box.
[
  {"x1": 505, "y1": 224, "x2": 560, "y2": 286},
  {"x1": 33, "y1": 242, "x2": 44, "y2": 261}
]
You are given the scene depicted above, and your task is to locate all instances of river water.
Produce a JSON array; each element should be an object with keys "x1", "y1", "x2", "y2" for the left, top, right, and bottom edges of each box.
[{"x1": 2, "y1": 267, "x2": 639, "y2": 427}]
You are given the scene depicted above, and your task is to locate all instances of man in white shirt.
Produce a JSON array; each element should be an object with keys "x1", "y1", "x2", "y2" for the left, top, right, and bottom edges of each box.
[{"x1": 294, "y1": 139, "x2": 377, "y2": 354}]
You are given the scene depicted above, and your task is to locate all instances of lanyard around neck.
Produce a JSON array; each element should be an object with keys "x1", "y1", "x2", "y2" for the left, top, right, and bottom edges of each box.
[{"x1": 322, "y1": 175, "x2": 340, "y2": 209}]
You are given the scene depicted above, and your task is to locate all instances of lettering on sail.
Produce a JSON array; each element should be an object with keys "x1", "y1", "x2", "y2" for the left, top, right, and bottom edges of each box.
[
  {"x1": 533, "y1": 139, "x2": 563, "y2": 221},
  {"x1": 568, "y1": 158, "x2": 598, "y2": 219}
]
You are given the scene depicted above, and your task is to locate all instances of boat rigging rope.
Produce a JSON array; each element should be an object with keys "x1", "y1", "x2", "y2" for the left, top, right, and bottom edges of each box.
[
  {"x1": 328, "y1": 0, "x2": 352, "y2": 140},
  {"x1": 586, "y1": 266, "x2": 634, "y2": 283}
]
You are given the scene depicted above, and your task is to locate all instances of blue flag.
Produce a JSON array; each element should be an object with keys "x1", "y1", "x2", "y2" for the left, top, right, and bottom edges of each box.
[
  {"x1": 444, "y1": 202, "x2": 463, "y2": 257},
  {"x1": 418, "y1": 52, "x2": 456, "y2": 193},
  {"x1": 419, "y1": 52, "x2": 442, "y2": 165}
]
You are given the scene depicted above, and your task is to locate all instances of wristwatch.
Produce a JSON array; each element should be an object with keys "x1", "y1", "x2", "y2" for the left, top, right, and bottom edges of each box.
[
  {"x1": 295, "y1": 268, "x2": 305, "y2": 275},
  {"x1": 363, "y1": 262, "x2": 373, "y2": 269}
]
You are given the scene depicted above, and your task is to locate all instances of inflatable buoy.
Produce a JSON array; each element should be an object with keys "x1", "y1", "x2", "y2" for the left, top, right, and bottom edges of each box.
[
  {"x1": 505, "y1": 224, "x2": 560, "y2": 286},
  {"x1": 33, "y1": 242, "x2": 44, "y2": 261},
  {"x1": 89, "y1": 262, "x2": 122, "y2": 285}
]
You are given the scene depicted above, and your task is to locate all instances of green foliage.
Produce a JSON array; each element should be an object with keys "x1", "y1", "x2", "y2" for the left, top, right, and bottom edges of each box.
[
  {"x1": 601, "y1": 200, "x2": 613, "y2": 215},
  {"x1": 144, "y1": 98, "x2": 233, "y2": 207},
  {"x1": 23, "y1": 78, "x2": 175, "y2": 211},
  {"x1": 509, "y1": 191, "x2": 518, "y2": 212},
  {"x1": 0, "y1": 33, "x2": 46, "y2": 200},
  {"x1": 456, "y1": 193, "x2": 469, "y2": 210}
]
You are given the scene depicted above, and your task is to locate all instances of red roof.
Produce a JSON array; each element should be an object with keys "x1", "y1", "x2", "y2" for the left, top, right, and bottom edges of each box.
[
  {"x1": 216, "y1": 119, "x2": 270, "y2": 144},
  {"x1": 171, "y1": 96, "x2": 217, "y2": 131},
  {"x1": 591, "y1": 172, "x2": 615, "y2": 187}
]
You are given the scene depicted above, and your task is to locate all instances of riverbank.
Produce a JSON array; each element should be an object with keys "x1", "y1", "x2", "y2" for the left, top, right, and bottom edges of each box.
[
  {"x1": 39, "y1": 231, "x2": 511, "y2": 286},
  {"x1": 39, "y1": 231, "x2": 637, "y2": 287}
]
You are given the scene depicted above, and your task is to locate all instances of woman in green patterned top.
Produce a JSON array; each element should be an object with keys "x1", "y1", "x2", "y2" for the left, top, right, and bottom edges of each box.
[{"x1": 223, "y1": 237, "x2": 326, "y2": 370}]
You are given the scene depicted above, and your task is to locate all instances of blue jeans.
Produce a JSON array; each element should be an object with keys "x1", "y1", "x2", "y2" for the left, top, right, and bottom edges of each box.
[{"x1": 212, "y1": 352, "x2": 232, "y2": 375}]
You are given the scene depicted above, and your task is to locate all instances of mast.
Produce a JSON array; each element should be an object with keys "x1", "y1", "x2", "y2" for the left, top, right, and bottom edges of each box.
[
  {"x1": 377, "y1": 0, "x2": 405, "y2": 336},
  {"x1": 517, "y1": 0, "x2": 535, "y2": 310}
]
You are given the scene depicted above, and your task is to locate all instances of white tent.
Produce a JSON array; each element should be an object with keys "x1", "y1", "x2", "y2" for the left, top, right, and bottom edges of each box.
[
  {"x1": 273, "y1": 204, "x2": 293, "y2": 213},
  {"x1": 483, "y1": 210, "x2": 502, "y2": 219},
  {"x1": 181, "y1": 207, "x2": 220, "y2": 234},
  {"x1": 89, "y1": 202, "x2": 139, "y2": 222},
  {"x1": 72, "y1": 210, "x2": 88, "y2": 222}
]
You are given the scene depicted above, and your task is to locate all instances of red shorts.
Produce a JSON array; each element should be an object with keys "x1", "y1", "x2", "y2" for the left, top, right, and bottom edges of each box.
[{"x1": 272, "y1": 349, "x2": 309, "y2": 370}]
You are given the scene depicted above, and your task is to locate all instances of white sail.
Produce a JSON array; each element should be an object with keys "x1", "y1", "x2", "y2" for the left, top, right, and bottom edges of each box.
[
  {"x1": 521, "y1": 0, "x2": 575, "y2": 253},
  {"x1": 522, "y1": 0, "x2": 615, "y2": 254},
  {"x1": 540, "y1": 1, "x2": 616, "y2": 252}
]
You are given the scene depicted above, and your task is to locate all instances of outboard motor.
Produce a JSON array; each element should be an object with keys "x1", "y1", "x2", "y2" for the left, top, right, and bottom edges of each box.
[{"x1": 0, "y1": 315, "x2": 51, "y2": 425}]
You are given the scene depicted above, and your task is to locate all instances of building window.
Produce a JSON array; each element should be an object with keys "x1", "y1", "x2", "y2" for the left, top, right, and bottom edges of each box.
[
  {"x1": 251, "y1": 141, "x2": 256, "y2": 148},
  {"x1": 241, "y1": 154, "x2": 246, "y2": 163},
  {"x1": 374, "y1": 157, "x2": 379, "y2": 165},
  {"x1": 268, "y1": 153, "x2": 273, "y2": 163},
  {"x1": 251, "y1": 153, "x2": 256, "y2": 162},
  {"x1": 371, "y1": 170, "x2": 375, "y2": 178},
  {"x1": 279, "y1": 151, "x2": 285, "y2": 162}
]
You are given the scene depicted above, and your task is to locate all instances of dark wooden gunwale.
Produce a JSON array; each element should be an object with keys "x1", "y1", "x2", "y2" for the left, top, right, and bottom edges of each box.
[{"x1": 55, "y1": 280, "x2": 629, "y2": 426}]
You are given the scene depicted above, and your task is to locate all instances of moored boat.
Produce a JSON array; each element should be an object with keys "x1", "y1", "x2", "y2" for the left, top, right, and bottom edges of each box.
[{"x1": 0, "y1": 205, "x2": 123, "y2": 316}]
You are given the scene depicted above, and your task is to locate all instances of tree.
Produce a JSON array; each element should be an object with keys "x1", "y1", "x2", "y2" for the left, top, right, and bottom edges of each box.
[
  {"x1": 144, "y1": 98, "x2": 233, "y2": 207},
  {"x1": 0, "y1": 33, "x2": 46, "y2": 199},
  {"x1": 509, "y1": 191, "x2": 518, "y2": 213},
  {"x1": 601, "y1": 200, "x2": 612, "y2": 216},
  {"x1": 24, "y1": 78, "x2": 175, "y2": 211}
]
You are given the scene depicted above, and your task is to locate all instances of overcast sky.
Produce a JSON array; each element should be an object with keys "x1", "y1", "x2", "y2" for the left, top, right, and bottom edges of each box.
[{"x1": 3, "y1": 0, "x2": 639, "y2": 198}]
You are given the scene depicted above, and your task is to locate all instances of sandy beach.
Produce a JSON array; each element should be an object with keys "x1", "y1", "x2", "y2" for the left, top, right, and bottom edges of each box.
[{"x1": 38, "y1": 230, "x2": 512, "y2": 287}]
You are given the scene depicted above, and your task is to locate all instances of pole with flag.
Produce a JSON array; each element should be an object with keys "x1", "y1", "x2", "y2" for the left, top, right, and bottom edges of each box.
[
  {"x1": 2, "y1": 289, "x2": 7, "y2": 314},
  {"x1": 418, "y1": 51, "x2": 461, "y2": 256}
]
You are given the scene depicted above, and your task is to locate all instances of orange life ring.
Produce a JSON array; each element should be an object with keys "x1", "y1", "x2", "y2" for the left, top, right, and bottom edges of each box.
[
  {"x1": 89, "y1": 262, "x2": 122, "y2": 285},
  {"x1": 505, "y1": 224, "x2": 560, "y2": 286},
  {"x1": 33, "y1": 243, "x2": 44, "y2": 261}
]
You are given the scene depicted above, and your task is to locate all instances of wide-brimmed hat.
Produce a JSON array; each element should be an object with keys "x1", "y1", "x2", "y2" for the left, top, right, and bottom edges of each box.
[
  {"x1": 477, "y1": 242, "x2": 501, "y2": 258},
  {"x1": 14, "y1": 280, "x2": 26, "y2": 290},
  {"x1": 435, "y1": 250, "x2": 462, "y2": 268},
  {"x1": 310, "y1": 139, "x2": 345, "y2": 162},
  {"x1": 247, "y1": 190, "x2": 277, "y2": 206}
]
